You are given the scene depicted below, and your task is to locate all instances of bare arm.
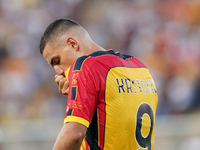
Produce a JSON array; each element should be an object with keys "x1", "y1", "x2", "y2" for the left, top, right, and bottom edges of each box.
[
  {"x1": 53, "y1": 122, "x2": 87, "y2": 150},
  {"x1": 54, "y1": 75, "x2": 87, "y2": 149}
]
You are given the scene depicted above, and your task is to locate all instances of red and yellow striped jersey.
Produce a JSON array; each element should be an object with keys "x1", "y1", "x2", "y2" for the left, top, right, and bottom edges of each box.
[{"x1": 64, "y1": 50, "x2": 158, "y2": 150}]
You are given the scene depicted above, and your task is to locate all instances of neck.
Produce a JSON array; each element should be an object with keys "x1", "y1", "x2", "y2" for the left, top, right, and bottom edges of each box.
[{"x1": 82, "y1": 41, "x2": 105, "y2": 56}]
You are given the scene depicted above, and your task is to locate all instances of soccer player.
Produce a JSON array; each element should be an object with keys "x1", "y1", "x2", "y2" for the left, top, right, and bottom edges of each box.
[{"x1": 40, "y1": 18, "x2": 158, "y2": 150}]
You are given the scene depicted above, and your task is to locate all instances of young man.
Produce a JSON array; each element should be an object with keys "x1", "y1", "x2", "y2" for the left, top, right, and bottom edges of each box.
[{"x1": 40, "y1": 18, "x2": 158, "y2": 150}]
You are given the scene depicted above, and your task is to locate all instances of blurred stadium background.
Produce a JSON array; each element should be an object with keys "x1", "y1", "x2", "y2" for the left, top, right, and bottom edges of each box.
[{"x1": 0, "y1": 0, "x2": 200, "y2": 149}]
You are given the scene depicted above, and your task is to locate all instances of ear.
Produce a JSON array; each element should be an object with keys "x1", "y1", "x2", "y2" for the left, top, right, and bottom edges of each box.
[{"x1": 66, "y1": 38, "x2": 79, "y2": 51}]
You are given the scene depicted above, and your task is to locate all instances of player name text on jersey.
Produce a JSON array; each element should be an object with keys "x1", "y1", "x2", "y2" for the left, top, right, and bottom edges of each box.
[{"x1": 116, "y1": 78, "x2": 157, "y2": 94}]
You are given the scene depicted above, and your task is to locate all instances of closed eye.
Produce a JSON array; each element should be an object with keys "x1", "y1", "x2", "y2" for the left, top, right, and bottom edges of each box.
[{"x1": 51, "y1": 56, "x2": 60, "y2": 67}]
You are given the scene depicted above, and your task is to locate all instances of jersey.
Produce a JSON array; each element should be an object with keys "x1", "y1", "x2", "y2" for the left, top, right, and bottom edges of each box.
[{"x1": 63, "y1": 49, "x2": 158, "y2": 150}]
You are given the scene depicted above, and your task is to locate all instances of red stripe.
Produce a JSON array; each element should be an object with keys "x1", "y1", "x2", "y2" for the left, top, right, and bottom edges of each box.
[
  {"x1": 85, "y1": 138, "x2": 90, "y2": 150},
  {"x1": 95, "y1": 60, "x2": 108, "y2": 149}
]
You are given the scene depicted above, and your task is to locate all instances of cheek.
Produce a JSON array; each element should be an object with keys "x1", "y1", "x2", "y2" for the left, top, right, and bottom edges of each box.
[
  {"x1": 62, "y1": 57, "x2": 72, "y2": 70},
  {"x1": 63, "y1": 56, "x2": 70, "y2": 64},
  {"x1": 64, "y1": 55, "x2": 74, "y2": 65},
  {"x1": 61, "y1": 50, "x2": 77, "y2": 70}
]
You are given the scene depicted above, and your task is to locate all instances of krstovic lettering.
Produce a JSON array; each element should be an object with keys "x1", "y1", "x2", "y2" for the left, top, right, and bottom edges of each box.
[{"x1": 116, "y1": 78, "x2": 157, "y2": 94}]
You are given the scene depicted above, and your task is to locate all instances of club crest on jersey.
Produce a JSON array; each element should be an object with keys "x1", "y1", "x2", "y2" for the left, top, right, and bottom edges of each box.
[{"x1": 72, "y1": 73, "x2": 79, "y2": 85}]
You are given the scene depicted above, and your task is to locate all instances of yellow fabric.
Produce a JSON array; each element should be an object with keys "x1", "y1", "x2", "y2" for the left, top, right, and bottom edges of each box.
[
  {"x1": 80, "y1": 139, "x2": 86, "y2": 150},
  {"x1": 104, "y1": 67, "x2": 158, "y2": 150},
  {"x1": 63, "y1": 116, "x2": 90, "y2": 128},
  {"x1": 64, "y1": 66, "x2": 71, "y2": 82}
]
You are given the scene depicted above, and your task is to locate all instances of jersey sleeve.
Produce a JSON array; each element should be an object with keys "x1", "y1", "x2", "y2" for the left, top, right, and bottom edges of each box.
[{"x1": 63, "y1": 56, "x2": 100, "y2": 128}]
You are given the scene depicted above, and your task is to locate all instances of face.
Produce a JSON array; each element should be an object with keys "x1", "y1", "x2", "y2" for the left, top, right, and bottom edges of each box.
[{"x1": 43, "y1": 38, "x2": 80, "y2": 75}]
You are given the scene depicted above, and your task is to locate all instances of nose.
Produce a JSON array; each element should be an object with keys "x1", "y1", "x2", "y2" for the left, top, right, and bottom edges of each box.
[{"x1": 54, "y1": 65, "x2": 64, "y2": 75}]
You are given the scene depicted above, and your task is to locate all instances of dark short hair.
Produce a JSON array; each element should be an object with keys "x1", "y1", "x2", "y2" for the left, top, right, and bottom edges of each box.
[{"x1": 39, "y1": 18, "x2": 80, "y2": 54}]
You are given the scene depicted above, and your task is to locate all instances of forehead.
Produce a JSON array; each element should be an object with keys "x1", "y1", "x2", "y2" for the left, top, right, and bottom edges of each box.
[
  {"x1": 43, "y1": 34, "x2": 66, "y2": 59},
  {"x1": 43, "y1": 43, "x2": 59, "y2": 64},
  {"x1": 43, "y1": 44, "x2": 53, "y2": 60}
]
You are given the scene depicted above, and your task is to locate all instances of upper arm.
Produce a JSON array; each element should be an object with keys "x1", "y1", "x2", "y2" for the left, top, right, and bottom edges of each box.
[
  {"x1": 64, "y1": 58, "x2": 100, "y2": 126},
  {"x1": 53, "y1": 122, "x2": 87, "y2": 150}
]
